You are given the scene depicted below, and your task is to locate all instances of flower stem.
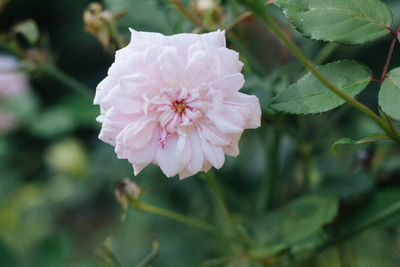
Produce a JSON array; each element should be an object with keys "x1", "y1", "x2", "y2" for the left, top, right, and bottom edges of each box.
[
  {"x1": 257, "y1": 127, "x2": 280, "y2": 211},
  {"x1": 136, "y1": 238, "x2": 159, "y2": 267},
  {"x1": 225, "y1": 0, "x2": 276, "y2": 32},
  {"x1": 201, "y1": 171, "x2": 256, "y2": 248},
  {"x1": 380, "y1": 26, "x2": 400, "y2": 83},
  {"x1": 36, "y1": 64, "x2": 94, "y2": 100},
  {"x1": 255, "y1": 11, "x2": 399, "y2": 142},
  {"x1": 130, "y1": 199, "x2": 219, "y2": 235},
  {"x1": 170, "y1": 0, "x2": 204, "y2": 29}
]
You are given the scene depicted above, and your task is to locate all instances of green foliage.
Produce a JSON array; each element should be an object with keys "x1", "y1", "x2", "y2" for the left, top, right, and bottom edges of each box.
[
  {"x1": 320, "y1": 172, "x2": 374, "y2": 200},
  {"x1": 275, "y1": 0, "x2": 393, "y2": 44},
  {"x1": 331, "y1": 133, "x2": 390, "y2": 155},
  {"x1": 105, "y1": 0, "x2": 172, "y2": 33},
  {"x1": 379, "y1": 67, "x2": 400, "y2": 120},
  {"x1": 343, "y1": 188, "x2": 400, "y2": 231},
  {"x1": 271, "y1": 60, "x2": 371, "y2": 114},
  {"x1": 251, "y1": 194, "x2": 338, "y2": 256},
  {"x1": 1, "y1": 0, "x2": 400, "y2": 266}
]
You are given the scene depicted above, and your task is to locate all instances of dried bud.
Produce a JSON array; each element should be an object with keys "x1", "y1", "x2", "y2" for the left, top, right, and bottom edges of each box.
[
  {"x1": 196, "y1": 0, "x2": 215, "y2": 11},
  {"x1": 83, "y1": 2, "x2": 122, "y2": 49},
  {"x1": 192, "y1": 0, "x2": 224, "y2": 25},
  {"x1": 115, "y1": 178, "x2": 141, "y2": 220}
]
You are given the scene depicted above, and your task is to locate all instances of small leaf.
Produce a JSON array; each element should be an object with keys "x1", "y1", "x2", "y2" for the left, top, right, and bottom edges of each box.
[
  {"x1": 270, "y1": 60, "x2": 371, "y2": 114},
  {"x1": 331, "y1": 134, "x2": 390, "y2": 155},
  {"x1": 275, "y1": 0, "x2": 393, "y2": 44},
  {"x1": 379, "y1": 67, "x2": 400, "y2": 120}
]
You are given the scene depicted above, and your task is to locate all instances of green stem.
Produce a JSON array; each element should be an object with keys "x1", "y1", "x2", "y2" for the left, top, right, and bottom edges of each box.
[
  {"x1": 257, "y1": 127, "x2": 280, "y2": 211},
  {"x1": 313, "y1": 43, "x2": 339, "y2": 65},
  {"x1": 136, "y1": 238, "x2": 159, "y2": 267},
  {"x1": 202, "y1": 171, "x2": 256, "y2": 248},
  {"x1": 97, "y1": 246, "x2": 123, "y2": 267},
  {"x1": 170, "y1": 0, "x2": 204, "y2": 29},
  {"x1": 36, "y1": 64, "x2": 94, "y2": 100},
  {"x1": 130, "y1": 200, "x2": 218, "y2": 235},
  {"x1": 380, "y1": 26, "x2": 400, "y2": 83},
  {"x1": 301, "y1": 144, "x2": 312, "y2": 191},
  {"x1": 256, "y1": 12, "x2": 399, "y2": 142}
]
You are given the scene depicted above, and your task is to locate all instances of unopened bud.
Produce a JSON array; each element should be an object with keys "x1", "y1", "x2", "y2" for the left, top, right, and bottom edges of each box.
[
  {"x1": 192, "y1": 0, "x2": 224, "y2": 26},
  {"x1": 115, "y1": 178, "x2": 141, "y2": 220},
  {"x1": 196, "y1": 0, "x2": 215, "y2": 11},
  {"x1": 83, "y1": 2, "x2": 122, "y2": 49}
]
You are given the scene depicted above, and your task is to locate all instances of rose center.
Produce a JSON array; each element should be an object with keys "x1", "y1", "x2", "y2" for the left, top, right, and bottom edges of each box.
[{"x1": 173, "y1": 102, "x2": 186, "y2": 114}]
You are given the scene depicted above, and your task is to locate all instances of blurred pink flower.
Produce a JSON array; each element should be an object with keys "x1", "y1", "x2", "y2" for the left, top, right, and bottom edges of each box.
[
  {"x1": 0, "y1": 55, "x2": 29, "y2": 99},
  {"x1": 95, "y1": 29, "x2": 261, "y2": 179},
  {"x1": 0, "y1": 55, "x2": 29, "y2": 133},
  {"x1": 0, "y1": 110, "x2": 18, "y2": 132}
]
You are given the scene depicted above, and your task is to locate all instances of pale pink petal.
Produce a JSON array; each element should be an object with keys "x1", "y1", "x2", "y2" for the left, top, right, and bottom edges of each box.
[
  {"x1": 217, "y1": 47, "x2": 243, "y2": 75},
  {"x1": 101, "y1": 86, "x2": 143, "y2": 114},
  {"x1": 116, "y1": 118, "x2": 158, "y2": 151},
  {"x1": 199, "y1": 30, "x2": 226, "y2": 48},
  {"x1": 210, "y1": 73, "x2": 245, "y2": 93},
  {"x1": 185, "y1": 47, "x2": 216, "y2": 87},
  {"x1": 198, "y1": 130, "x2": 225, "y2": 169},
  {"x1": 224, "y1": 93, "x2": 261, "y2": 129},
  {"x1": 187, "y1": 129, "x2": 204, "y2": 173},
  {"x1": 224, "y1": 134, "x2": 241, "y2": 157},
  {"x1": 94, "y1": 76, "x2": 117, "y2": 104},
  {"x1": 157, "y1": 47, "x2": 185, "y2": 86},
  {"x1": 129, "y1": 28, "x2": 169, "y2": 49},
  {"x1": 156, "y1": 133, "x2": 181, "y2": 177},
  {"x1": 206, "y1": 108, "x2": 245, "y2": 134}
]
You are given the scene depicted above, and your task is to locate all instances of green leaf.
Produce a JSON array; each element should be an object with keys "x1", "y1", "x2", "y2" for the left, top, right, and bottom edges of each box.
[
  {"x1": 249, "y1": 243, "x2": 288, "y2": 259},
  {"x1": 342, "y1": 188, "x2": 400, "y2": 231},
  {"x1": 379, "y1": 67, "x2": 400, "y2": 120},
  {"x1": 251, "y1": 194, "x2": 338, "y2": 256},
  {"x1": 320, "y1": 172, "x2": 374, "y2": 200},
  {"x1": 275, "y1": 0, "x2": 393, "y2": 45},
  {"x1": 30, "y1": 107, "x2": 75, "y2": 138},
  {"x1": 330, "y1": 133, "x2": 390, "y2": 155},
  {"x1": 105, "y1": 0, "x2": 171, "y2": 33},
  {"x1": 270, "y1": 60, "x2": 372, "y2": 114}
]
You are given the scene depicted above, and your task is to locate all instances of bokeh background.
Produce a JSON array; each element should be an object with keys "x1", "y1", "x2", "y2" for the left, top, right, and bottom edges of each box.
[{"x1": 1, "y1": 0, "x2": 400, "y2": 266}]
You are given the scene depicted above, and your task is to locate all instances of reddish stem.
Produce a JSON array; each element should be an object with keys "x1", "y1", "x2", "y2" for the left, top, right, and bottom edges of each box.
[
  {"x1": 370, "y1": 77, "x2": 381, "y2": 83},
  {"x1": 380, "y1": 26, "x2": 400, "y2": 83},
  {"x1": 386, "y1": 26, "x2": 396, "y2": 37}
]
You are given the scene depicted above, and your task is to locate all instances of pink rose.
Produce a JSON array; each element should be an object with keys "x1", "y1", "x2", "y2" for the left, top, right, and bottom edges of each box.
[{"x1": 95, "y1": 29, "x2": 261, "y2": 179}]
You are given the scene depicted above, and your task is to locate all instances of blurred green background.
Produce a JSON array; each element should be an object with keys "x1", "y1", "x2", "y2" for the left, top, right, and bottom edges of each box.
[{"x1": 1, "y1": 0, "x2": 400, "y2": 266}]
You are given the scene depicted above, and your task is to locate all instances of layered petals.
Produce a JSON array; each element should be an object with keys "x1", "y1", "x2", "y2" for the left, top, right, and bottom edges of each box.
[{"x1": 95, "y1": 29, "x2": 261, "y2": 179}]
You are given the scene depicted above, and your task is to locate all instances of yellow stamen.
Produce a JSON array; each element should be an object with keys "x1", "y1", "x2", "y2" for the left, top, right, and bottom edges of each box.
[{"x1": 173, "y1": 102, "x2": 186, "y2": 114}]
